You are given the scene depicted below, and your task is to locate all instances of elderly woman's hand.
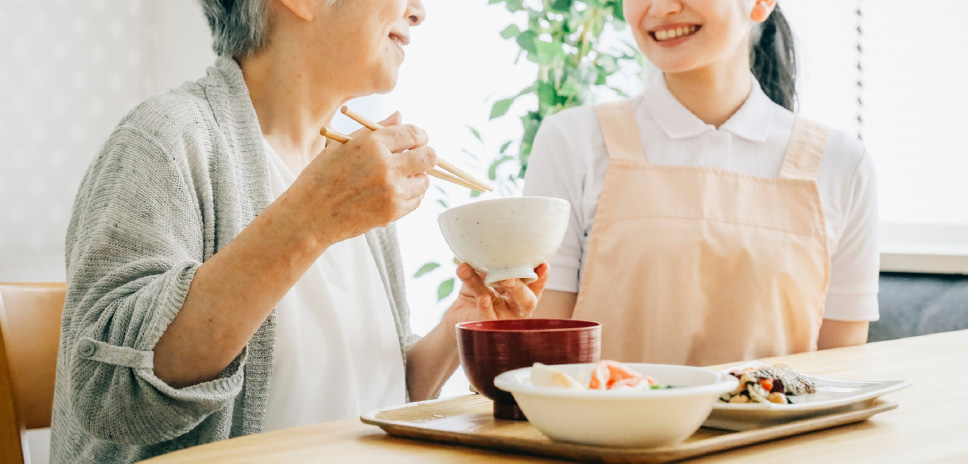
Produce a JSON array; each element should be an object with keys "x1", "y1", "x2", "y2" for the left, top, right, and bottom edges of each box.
[
  {"x1": 443, "y1": 262, "x2": 550, "y2": 327},
  {"x1": 288, "y1": 114, "x2": 437, "y2": 247}
]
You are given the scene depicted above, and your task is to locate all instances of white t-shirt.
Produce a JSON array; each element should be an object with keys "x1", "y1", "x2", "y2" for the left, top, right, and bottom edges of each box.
[
  {"x1": 523, "y1": 75, "x2": 879, "y2": 322},
  {"x1": 261, "y1": 139, "x2": 406, "y2": 431}
]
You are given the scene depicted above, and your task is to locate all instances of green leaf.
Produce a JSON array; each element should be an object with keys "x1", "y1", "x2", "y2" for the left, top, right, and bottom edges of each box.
[
  {"x1": 521, "y1": 112, "x2": 542, "y2": 147},
  {"x1": 460, "y1": 149, "x2": 480, "y2": 160},
  {"x1": 551, "y1": 0, "x2": 572, "y2": 12},
  {"x1": 500, "y1": 24, "x2": 521, "y2": 40},
  {"x1": 516, "y1": 30, "x2": 538, "y2": 55},
  {"x1": 415, "y1": 262, "x2": 440, "y2": 278},
  {"x1": 466, "y1": 125, "x2": 483, "y2": 143},
  {"x1": 535, "y1": 40, "x2": 564, "y2": 66},
  {"x1": 489, "y1": 155, "x2": 514, "y2": 180},
  {"x1": 559, "y1": 78, "x2": 579, "y2": 99},
  {"x1": 499, "y1": 140, "x2": 513, "y2": 154},
  {"x1": 505, "y1": 0, "x2": 524, "y2": 12},
  {"x1": 516, "y1": 83, "x2": 537, "y2": 97},
  {"x1": 537, "y1": 81, "x2": 557, "y2": 106},
  {"x1": 595, "y1": 68, "x2": 607, "y2": 85},
  {"x1": 470, "y1": 189, "x2": 482, "y2": 198},
  {"x1": 437, "y1": 278, "x2": 455, "y2": 301},
  {"x1": 610, "y1": 86, "x2": 630, "y2": 98},
  {"x1": 437, "y1": 199, "x2": 448, "y2": 208},
  {"x1": 490, "y1": 97, "x2": 515, "y2": 120},
  {"x1": 611, "y1": 1, "x2": 625, "y2": 21}
]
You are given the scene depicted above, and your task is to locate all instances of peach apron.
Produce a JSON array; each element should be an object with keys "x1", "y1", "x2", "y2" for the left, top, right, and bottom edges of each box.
[{"x1": 572, "y1": 101, "x2": 831, "y2": 366}]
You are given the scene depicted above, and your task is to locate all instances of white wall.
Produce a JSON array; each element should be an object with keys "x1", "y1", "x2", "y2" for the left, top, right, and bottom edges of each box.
[
  {"x1": 0, "y1": 2, "x2": 215, "y2": 462},
  {"x1": 0, "y1": 0, "x2": 215, "y2": 283}
]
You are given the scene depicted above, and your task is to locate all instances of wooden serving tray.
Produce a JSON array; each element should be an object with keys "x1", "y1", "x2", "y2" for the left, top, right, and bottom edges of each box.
[{"x1": 361, "y1": 394, "x2": 897, "y2": 463}]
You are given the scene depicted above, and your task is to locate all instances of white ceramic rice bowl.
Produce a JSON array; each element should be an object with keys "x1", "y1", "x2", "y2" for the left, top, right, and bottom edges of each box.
[
  {"x1": 494, "y1": 363, "x2": 739, "y2": 448},
  {"x1": 438, "y1": 196, "x2": 570, "y2": 286}
]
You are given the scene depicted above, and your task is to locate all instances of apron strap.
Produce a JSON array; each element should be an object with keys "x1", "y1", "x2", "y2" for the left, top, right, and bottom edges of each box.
[
  {"x1": 778, "y1": 117, "x2": 831, "y2": 180},
  {"x1": 595, "y1": 101, "x2": 646, "y2": 161}
]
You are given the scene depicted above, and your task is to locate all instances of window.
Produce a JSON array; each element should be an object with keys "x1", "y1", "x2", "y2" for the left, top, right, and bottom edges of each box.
[{"x1": 787, "y1": 0, "x2": 968, "y2": 272}]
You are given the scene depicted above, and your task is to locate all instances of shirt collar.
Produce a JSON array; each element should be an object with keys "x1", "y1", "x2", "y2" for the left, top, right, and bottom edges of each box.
[{"x1": 641, "y1": 73, "x2": 775, "y2": 143}]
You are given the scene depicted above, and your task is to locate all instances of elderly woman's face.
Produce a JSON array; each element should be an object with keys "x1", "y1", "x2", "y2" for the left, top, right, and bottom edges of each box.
[{"x1": 319, "y1": 0, "x2": 426, "y2": 95}]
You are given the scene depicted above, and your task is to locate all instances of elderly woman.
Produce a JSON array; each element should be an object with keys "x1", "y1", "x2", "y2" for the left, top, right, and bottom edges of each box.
[{"x1": 50, "y1": 0, "x2": 549, "y2": 462}]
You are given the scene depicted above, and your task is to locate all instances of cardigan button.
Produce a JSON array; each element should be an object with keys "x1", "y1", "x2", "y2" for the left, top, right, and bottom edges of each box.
[{"x1": 78, "y1": 340, "x2": 97, "y2": 358}]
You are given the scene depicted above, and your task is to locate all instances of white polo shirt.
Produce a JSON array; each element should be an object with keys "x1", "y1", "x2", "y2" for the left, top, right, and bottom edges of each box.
[{"x1": 523, "y1": 75, "x2": 879, "y2": 322}]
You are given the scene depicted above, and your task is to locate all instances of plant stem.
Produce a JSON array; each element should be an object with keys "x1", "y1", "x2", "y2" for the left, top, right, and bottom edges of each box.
[{"x1": 575, "y1": 8, "x2": 597, "y2": 67}]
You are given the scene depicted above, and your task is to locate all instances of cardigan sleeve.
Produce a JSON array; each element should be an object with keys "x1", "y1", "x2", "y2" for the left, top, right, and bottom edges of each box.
[
  {"x1": 366, "y1": 224, "x2": 421, "y2": 352},
  {"x1": 61, "y1": 124, "x2": 246, "y2": 445}
]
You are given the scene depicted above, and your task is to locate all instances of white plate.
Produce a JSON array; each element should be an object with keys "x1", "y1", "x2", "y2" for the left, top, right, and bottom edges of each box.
[{"x1": 705, "y1": 361, "x2": 912, "y2": 431}]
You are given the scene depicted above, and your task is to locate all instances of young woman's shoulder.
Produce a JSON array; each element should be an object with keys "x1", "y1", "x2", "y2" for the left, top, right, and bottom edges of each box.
[
  {"x1": 525, "y1": 101, "x2": 619, "y2": 207},
  {"x1": 533, "y1": 102, "x2": 614, "y2": 161},
  {"x1": 546, "y1": 103, "x2": 601, "y2": 129},
  {"x1": 771, "y1": 104, "x2": 872, "y2": 185},
  {"x1": 825, "y1": 126, "x2": 868, "y2": 167},
  {"x1": 818, "y1": 124, "x2": 873, "y2": 192}
]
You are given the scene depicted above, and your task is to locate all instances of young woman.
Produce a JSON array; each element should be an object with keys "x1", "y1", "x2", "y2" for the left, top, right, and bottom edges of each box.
[
  {"x1": 524, "y1": 0, "x2": 878, "y2": 366},
  {"x1": 52, "y1": 0, "x2": 548, "y2": 461}
]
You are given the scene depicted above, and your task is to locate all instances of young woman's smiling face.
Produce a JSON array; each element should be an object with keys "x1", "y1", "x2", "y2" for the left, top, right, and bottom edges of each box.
[{"x1": 625, "y1": 0, "x2": 760, "y2": 74}]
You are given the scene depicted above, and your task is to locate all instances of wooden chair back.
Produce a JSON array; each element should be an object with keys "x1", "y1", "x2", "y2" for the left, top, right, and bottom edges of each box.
[{"x1": 0, "y1": 283, "x2": 66, "y2": 464}]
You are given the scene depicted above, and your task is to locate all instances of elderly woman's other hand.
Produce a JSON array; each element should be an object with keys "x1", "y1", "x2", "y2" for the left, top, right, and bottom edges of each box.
[
  {"x1": 444, "y1": 262, "x2": 550, "y2": 326},
  {"x1": 288, "y1": 116, "x2": 437, "y2": 248},
  {"x1": 406, "y1": 262, "x2": 549, "y2": 401}
]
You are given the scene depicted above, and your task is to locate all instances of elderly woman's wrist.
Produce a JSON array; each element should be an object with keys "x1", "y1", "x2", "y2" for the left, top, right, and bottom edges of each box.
[
  {"x1": 433, "y1": 312, "x2": 460, "y2": 347},
  {"x1": 273, "y1": 184, "x2": 341, "y2": 252}
]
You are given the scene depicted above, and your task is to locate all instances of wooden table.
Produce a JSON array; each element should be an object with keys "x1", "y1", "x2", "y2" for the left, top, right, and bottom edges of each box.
[{"x1": 144, "y1": 330, "x2": 968, "y2": 463}]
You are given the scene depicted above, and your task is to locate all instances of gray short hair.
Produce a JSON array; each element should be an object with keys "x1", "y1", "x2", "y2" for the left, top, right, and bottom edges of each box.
[{"x1": 197, "y1": 0, "x2": 271, "y2": 57}]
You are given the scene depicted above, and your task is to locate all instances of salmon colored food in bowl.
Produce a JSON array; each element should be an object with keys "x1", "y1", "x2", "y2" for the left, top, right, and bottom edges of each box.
[
  {"x1": 456, "y1": 319, "x2": 601, "y2": 420},
  {"x1": 495, "y1": 363, "x2": 739, "y2": 448}
]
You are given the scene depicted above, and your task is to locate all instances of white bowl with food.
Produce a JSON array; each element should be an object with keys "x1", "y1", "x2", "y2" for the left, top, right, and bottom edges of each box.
[
  {"x1": 494, "y1": 362, "x2": 738, "y2": 448},
  {"x1": 438, "y1": 196, "x2": 570, "y2": 286}
]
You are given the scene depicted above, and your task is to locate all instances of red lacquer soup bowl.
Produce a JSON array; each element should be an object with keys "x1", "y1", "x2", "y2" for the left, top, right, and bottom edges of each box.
[{"x1": 456, "y1": 319, "x2": 601, "y2": 420}]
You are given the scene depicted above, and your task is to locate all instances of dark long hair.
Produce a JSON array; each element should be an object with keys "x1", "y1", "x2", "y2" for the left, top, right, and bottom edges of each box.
[{"x1": 750, "y1": 5, "x2": 797, "y2": 111}]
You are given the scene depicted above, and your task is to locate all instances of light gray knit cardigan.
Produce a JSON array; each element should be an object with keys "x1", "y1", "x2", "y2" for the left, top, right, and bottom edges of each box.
[{"x1": 50, "y1": 57, "x2": 419, "y2": 463}]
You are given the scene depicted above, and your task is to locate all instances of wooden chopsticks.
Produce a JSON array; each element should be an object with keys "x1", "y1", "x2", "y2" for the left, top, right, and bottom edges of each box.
[
  {"x1": 319, "y1": 107, "x2": 494, "y2": 193},
  {"x1": 322, "y1": 126, "x2": 483, "y2": 191}
]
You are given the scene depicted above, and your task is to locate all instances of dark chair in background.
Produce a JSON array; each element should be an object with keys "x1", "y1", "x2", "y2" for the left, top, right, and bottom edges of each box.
[{"x1": 872, "y1": 273, "x2": 968, "y2": 342}]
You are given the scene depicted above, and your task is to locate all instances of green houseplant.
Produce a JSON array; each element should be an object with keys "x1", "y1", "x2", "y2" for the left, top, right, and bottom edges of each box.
[
  {"x1": 486, "y1": 0, "x2": 639, "y2": 179},
  {"x1": 417, "y1": 0, "x2": 643, "y2": 301}
]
